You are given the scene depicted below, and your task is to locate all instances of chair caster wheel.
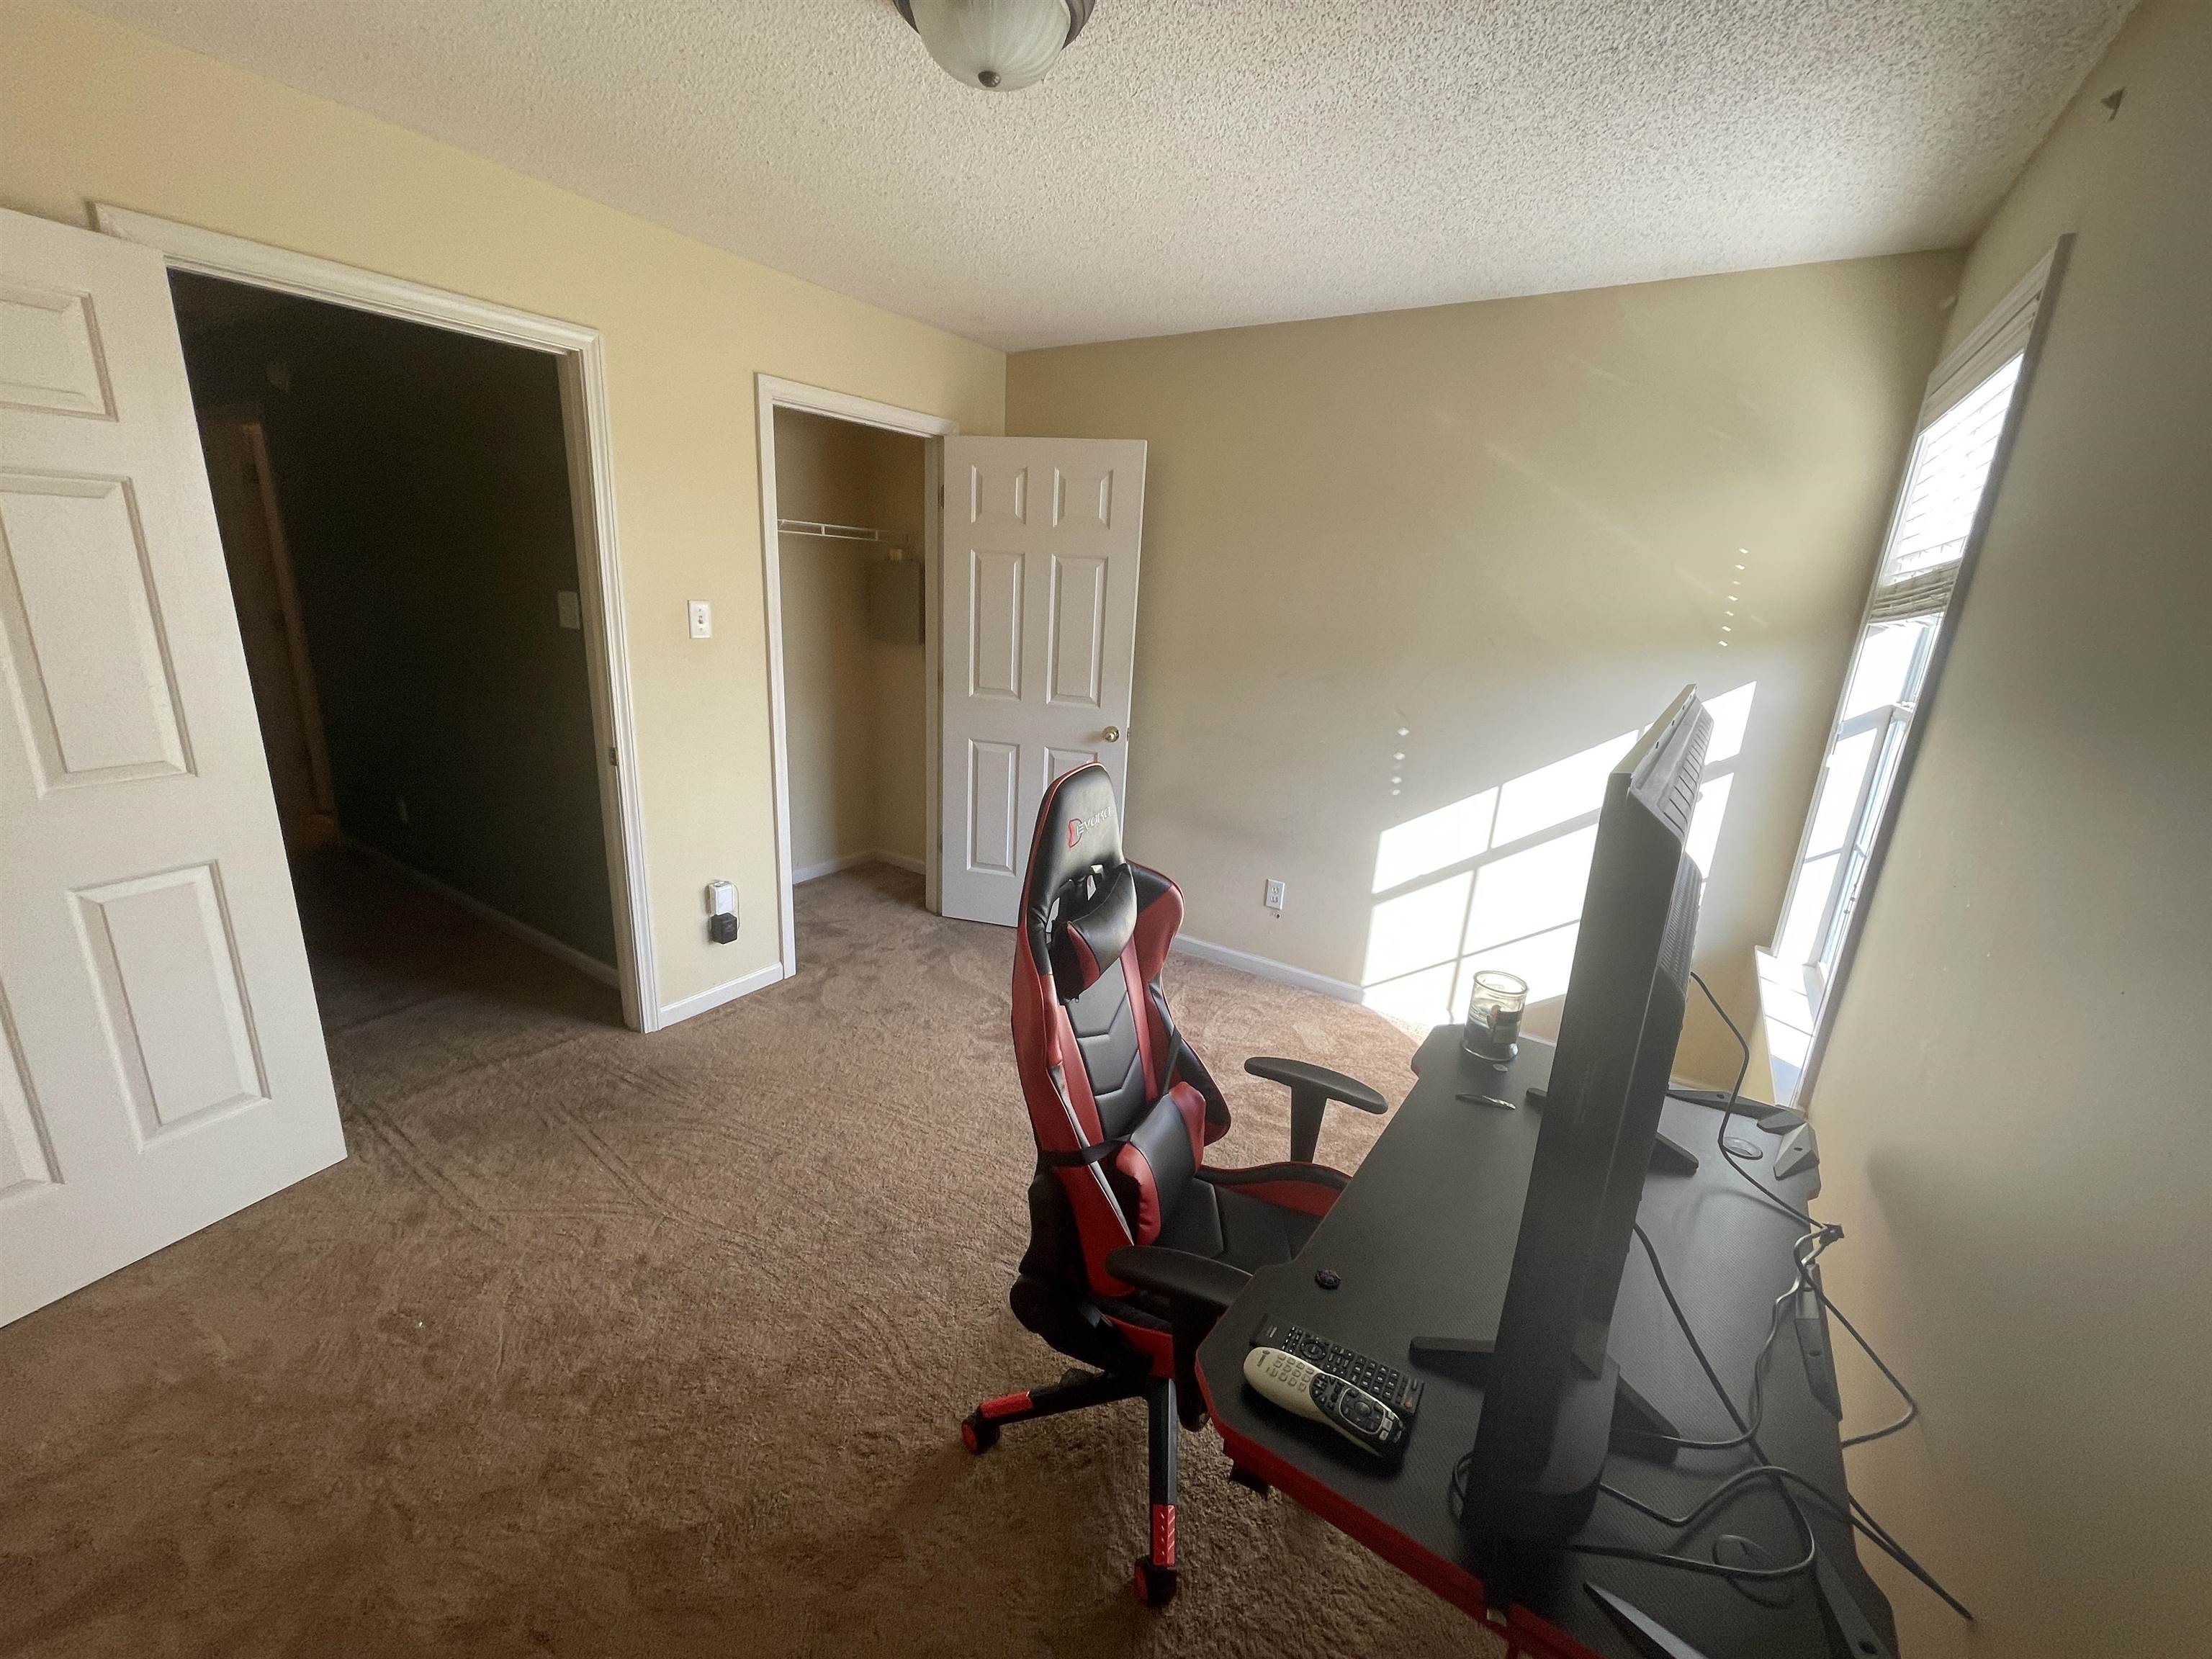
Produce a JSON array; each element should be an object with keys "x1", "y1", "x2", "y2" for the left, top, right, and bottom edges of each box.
[
  {"x1": 1228, "y1": 1463, "x2": 1271, "y2": 1497},
  {"x1": 960, "y1": 1411, "x2": 999, "y2": 1454},
  {"x1": 1132, "y1": 1558, "x2": 1178, "y2": 1609}
]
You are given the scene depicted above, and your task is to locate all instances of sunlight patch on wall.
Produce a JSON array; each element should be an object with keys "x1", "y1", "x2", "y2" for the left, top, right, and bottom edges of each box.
[
  {"x1": 1363, "y1": 871, "x2": 1473, "y2": 986},
  {"x1": 1686, "y1": 773, "x2": 1734, "y2": 876},
  {"x1": 1466, "y1": 824, "x2": 1599, "y2": 953},
  {"x1": 1372, "y1": 788, "x2": 1498, "y2": 894},
  {"x1": 1703, "y1": 682, "x2": 1754, "y2": 765},
  {"x1": 1492, "y1": 729, "x2": 1641, "y2": 848}
]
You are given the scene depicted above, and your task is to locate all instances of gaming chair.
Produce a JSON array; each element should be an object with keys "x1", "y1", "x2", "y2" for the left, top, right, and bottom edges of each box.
[{"x1": 960, "y1": 763, "x2": 1388, "y2": 1608}]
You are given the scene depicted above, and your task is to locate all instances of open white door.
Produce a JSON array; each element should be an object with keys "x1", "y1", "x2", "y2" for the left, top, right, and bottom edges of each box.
[
  {"x1": 0, "y1": 209, "x2": 345, "y2": 1324},
  {"x1": 938, "y1": 436, "x2": 1145, "y2": 925}
]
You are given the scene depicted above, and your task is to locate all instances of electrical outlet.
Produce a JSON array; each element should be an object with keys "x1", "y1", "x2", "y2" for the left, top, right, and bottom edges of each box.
[
  {"x1": 706, "y1": 880, "x2": 737, "y2": 943},
  {"x1": 1264, "y1": 878, "x2": 1286, "y2": 913}
]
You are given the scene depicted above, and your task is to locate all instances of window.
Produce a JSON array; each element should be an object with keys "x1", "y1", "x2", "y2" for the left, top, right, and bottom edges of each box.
[{"x1": 1773, "y1": 245, "x2": 2064, "y2": 1032}]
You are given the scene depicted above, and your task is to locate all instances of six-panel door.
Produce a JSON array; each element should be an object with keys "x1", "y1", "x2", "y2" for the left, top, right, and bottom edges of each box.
[
  {"x1": 937, "y1": 437, "x2": 1146, "y2": 925},
  {"x1": 0, "y1": 208, "x2": 345, "y2": 1323}
]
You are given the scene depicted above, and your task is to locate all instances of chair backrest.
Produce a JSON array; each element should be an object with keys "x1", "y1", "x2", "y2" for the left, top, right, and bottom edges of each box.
[{"x1": 1010, "y1": 765, "x2": 1226, "y2": 1298}]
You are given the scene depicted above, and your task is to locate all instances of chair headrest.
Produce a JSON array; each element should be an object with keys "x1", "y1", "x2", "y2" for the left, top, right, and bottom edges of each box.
[
  {"x1": 1022, "y1": 763, "x2": 1125, "y2": 977},
  {"x1": 1048, "y1": 863, "x2": 1137, "y2": 999}
]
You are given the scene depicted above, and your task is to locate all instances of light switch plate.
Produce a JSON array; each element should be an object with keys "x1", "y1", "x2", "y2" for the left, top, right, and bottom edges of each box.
[
  {"x1": 688, "y1": 600, "x2": 712, "y2": 639},
  {"x1": 557, "y1": 590, "x2": 581, "y2": 629}
]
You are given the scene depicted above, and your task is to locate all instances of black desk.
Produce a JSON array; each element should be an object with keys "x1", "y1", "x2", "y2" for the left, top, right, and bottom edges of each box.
[{"x1": 1195, "y1": 1028, "x2": 1895, "y2": 1659}]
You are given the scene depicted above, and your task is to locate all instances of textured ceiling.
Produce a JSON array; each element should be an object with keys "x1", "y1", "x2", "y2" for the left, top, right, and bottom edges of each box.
[{"x1": 84, "y1": 0, "x2": 2133, "y2": 351}]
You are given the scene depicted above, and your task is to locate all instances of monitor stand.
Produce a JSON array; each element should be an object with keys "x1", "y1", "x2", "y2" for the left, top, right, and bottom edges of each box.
[
  {"x1": 1406, "y1": 1336, "x2": 1683, "y2": 1465},
  {"x1": 1523, "y1": 1083, "x2": 1700, "y2": 1175},
  {"x1": 1429, "y1": 1345, "x2": 1631, "y2": 1548}
]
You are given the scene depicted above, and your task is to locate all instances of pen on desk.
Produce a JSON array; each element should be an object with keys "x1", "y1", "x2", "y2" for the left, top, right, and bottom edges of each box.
[{"x1": 1455, "y1": 1091, "x2": 1517, "y2": 1109}]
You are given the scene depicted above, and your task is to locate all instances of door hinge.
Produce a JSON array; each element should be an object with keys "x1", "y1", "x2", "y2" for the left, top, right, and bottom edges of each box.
[{"x1": 608, "y1": 745, "x2": 619, "y2": 766}]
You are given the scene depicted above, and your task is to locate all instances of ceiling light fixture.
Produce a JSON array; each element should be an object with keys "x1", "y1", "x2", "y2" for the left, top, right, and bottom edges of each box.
[{"x1": 893, "y1": 0, "x2": 1095, "y2": 93}]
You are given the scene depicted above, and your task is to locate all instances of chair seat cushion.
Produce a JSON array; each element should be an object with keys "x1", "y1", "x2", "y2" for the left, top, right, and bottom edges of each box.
[{"x1": 1153, "y1": 1165, "x2": 1339, "y2": 1271}]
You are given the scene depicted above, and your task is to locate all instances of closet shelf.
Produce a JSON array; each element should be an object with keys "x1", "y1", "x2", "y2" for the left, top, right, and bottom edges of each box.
[{"x1": 778, "y1": 518, "x2": 886, "y2": 543}]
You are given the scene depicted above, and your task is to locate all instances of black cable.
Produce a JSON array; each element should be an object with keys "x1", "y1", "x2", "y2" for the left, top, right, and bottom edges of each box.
[
  {"x1": 1681, "y1": 978, "x2": 1919, "y2": 1447},
  {"x1": 1627, "y1": 1220, "x2": 1783, "y2": 1449},
  {"x1": 1599, "y1": 1461, "x2": 1826, "y2": 1530},
  {"x1": 1601, "y1": 1448, "x2": 1838, "y2": 1547},
  {"x1": 1565, "y1": 1532, "x2": 1818, "y2": 1583},
  {"x1": 1629, "y1": 1219, "x2": 1843, "y2": 1453},
  {"x1": 1849, "y1": 1493, "x2": 1977, "y2": 1622},
  {"x1": 1688, "y1": 969, "x2": 1816, "y2": 1228},
  {"x1": 1452, "y1": 1211, "x2": 1977, "y2": 1610},
  {"x1": 1631, "y1": 1223, "x2": 1748, "y2": 1432},
  {"x1": 1671, "y1": 976, "x2": 1974, "y2": 1624},
  {"x1": 1598, "y1": 1467, "x2": 1977, "y2": 1623},
  {"x1": 1609, "y1": 1220, "x2": 1973, "y2": 1610},
  {"x1": 1448, "y1": 1457, "x2": 1819, "y2": 1586},
  {"x1": 1567, "y1": 1222, "x2": 1822, "y2": 1584},
  {"x1": 1817, "y1": 1286, "x2": 1921, "y2": 1449}
]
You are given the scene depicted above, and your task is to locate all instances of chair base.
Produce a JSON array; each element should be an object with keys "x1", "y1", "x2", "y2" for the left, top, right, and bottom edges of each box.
[
  {"x1": 1133, "y1": 1557, "x2": 1179, "y2": 1608},
  {"x1": 961, "y1": 1368, "x2": 1184, "y2": 1609}
]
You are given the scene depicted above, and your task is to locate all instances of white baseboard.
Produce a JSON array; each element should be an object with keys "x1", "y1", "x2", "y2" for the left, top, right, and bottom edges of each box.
[
  {"x1": 1171, "y1": 934, "x2": 1364, "y2": 1004},
  {"x1": 794, "y1": 849, "x2": 925, "y2": 883},
  {"x1": 655, "y1": 960, "x2": 787, "y2": 1027},
  {"x1": 341, "y1": 836, "x2": 618, "y2": 986}
]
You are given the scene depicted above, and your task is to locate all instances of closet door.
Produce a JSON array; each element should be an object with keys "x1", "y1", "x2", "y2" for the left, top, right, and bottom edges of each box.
[{"x1": 938, "y1": 437, "x2": 1145, "y2": 926}]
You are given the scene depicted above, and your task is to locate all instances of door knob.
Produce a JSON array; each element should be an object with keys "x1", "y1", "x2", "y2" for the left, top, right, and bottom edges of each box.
[{"x1": 1103, "y1": 725, "x2": 1122, "y2": 743}]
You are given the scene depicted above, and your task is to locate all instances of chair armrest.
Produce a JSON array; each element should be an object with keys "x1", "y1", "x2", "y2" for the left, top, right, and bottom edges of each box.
[
  {"x1": 1106, "y1": 1246, "x2": 1249, "y2": 1319},
  {"x1": 1108, "y1": 1246, "x2": 1249, "y2": 1432},
  {"x1": 1244, "y1": 1056, "x2": 1388, "y2": 1162},
  {"x1": 1244, "y1": 1056, "x2": 1388, "y2": 1112}
]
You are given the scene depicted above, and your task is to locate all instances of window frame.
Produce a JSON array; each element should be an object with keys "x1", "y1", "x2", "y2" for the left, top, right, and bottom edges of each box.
[{"x1": 1783, "y1": 237, "x2": 2073, "y2": 1105}]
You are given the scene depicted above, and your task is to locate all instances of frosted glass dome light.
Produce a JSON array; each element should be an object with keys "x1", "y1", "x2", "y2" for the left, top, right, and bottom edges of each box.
[{"x1": 895, "y1": 0, "x2": 1096, "y2": 93}]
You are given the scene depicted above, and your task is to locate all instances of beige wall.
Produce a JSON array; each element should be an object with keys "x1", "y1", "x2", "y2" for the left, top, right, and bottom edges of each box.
[
  {"x1": 1810, "y1": 2, "x2": 2212, "y2": 1653},
  {"x1": 1008, "y1": 253, "x2": 1960, "y2": 1082},
  {"x1": 772, "y1": 410, "x2": 928, "y2": 873},
  {"x1": 0, "y1": 0, "x2": 1002, "y2": 1017}
]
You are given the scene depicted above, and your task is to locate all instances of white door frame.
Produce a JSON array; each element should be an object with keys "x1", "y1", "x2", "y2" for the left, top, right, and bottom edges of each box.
[
  {"x1": 753, "y1": 375, "x2": 956, "y2": 978},
  {"x1": 91, "y1": 206, "x2": 660, "y2": 1030}
]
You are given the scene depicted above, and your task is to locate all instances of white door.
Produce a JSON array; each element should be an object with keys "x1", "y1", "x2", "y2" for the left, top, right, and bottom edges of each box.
[
  {"x1": 0, "y1": 209, "x2": 345, "y2": 1324},
  {"x1": 938, "y1": 436, "x2": 1145, "y2": 925}
]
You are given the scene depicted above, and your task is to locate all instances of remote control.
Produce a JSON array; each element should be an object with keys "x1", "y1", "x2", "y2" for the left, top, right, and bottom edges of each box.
[
  {"x1": 1244, "y1": 1346, "x2": 1408, "y2": 1461},
  {"x1": 1249, "y1": 1317, "x2": 1424, "y2": 1419}
]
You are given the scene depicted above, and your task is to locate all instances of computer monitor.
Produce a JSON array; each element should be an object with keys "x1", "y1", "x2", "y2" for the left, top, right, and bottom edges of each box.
[{"x1": 1457, "y1": 685, "x2": 1712, "y2": 1540}]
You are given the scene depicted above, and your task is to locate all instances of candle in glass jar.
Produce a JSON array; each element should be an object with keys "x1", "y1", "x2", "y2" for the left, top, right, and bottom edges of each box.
[{"x1": 1463, "y1": 969, "x2": 1529, "y2": 1062}]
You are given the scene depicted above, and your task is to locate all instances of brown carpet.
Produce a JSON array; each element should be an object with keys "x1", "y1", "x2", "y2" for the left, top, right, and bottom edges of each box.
[{"x1": 2, "y1": 850, "x2": 1496, "y2": 1658}]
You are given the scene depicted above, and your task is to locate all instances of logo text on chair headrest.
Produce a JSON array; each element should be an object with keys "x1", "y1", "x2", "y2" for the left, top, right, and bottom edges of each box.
[{"x1": 1067, "y1": 805, "x2": 1111, "y2": 849}]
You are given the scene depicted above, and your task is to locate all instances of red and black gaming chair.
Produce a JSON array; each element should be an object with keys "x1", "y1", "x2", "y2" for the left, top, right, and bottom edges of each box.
[{"x1": 959, "y1": 763, "x2": 1388, "y2": 1608}]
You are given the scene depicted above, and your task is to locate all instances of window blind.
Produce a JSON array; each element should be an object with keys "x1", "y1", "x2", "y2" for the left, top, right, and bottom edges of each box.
[{"x1": 1863, "y1": 353, "x2": 2024, "y2": 622}]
